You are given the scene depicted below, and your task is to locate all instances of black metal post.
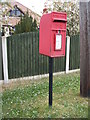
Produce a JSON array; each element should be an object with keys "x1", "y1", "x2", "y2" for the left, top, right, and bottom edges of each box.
[{"x1": 49, "y1": 57, "x2": 53, "y2": 106}]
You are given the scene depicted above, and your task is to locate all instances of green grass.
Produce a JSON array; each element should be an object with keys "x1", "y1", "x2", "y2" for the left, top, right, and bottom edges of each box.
[{"x1": 2, "y1": 72, "x2": 88, "y2": 118}]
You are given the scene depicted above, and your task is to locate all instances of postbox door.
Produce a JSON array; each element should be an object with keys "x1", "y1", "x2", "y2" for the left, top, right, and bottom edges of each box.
[{"x1": 51, "y1": 29, "x2": 66, "y2": 57}]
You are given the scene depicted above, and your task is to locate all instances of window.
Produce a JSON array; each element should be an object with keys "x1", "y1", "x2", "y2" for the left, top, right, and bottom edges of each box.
[
  {"x1": 9, "y1": 6, "x2": 24, "y2": 17},
  {"x1": 17, "y1": 10, "x2": 21, "y2": 16},
  {"x1": 10, "y1": 10, "x2": 15, "y2": 16}
]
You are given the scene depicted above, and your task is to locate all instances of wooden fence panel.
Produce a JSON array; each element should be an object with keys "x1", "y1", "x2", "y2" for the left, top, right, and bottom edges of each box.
[
  {"x1": 69, "y1": 35, "x2": 80, "y2": 70},
  {"x1": 7, "y1": 32, "x2": 79, "y2": 79}
]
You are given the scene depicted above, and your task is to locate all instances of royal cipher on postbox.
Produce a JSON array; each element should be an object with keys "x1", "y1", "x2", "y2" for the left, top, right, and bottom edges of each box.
[{"x1": 39, "y1": 12, "x2": 67, "y2": 57}]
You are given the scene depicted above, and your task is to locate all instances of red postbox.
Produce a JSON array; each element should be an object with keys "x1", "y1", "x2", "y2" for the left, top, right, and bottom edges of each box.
[{"x1": 39, "y1": 12, "x2": 67, "y2": 57}]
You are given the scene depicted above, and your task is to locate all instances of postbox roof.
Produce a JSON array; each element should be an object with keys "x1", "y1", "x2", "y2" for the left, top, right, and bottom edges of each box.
[
  {"x1": 41, "y1": 12, "x2": 67, "y2": 22},
  {"x1": 51, "y1": 11, "x2": 67, "y2": 15},
  {"x1": 51, "y1": 12, "x2": 67, "y2": 22}
]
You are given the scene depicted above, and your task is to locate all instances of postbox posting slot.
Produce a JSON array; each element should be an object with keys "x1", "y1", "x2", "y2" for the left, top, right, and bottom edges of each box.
[{"x1": 53, "y1": 18, "x2": 67, "y2": 22}]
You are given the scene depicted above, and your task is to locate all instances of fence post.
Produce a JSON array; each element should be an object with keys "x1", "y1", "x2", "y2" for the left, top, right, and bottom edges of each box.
[
  {"x1": 66, "y1": 36, "x2": 70, "y2": 74},
  {"x1": 0, "y1": 37, "x2": 2, "y2": 81},
  {"x1": 2, "y1": 36, "x2": 8, "y2": 84}
]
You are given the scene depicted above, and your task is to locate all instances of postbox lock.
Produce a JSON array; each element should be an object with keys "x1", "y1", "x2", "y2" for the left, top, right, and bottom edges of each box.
[{"x1": 58, "y1": 30, "x2": 60, "y2": 34}]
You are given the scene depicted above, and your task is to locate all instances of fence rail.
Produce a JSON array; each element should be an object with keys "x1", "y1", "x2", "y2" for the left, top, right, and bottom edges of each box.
[{"x1": 7, "y1": 32, "x2": 80, "y2": 79}]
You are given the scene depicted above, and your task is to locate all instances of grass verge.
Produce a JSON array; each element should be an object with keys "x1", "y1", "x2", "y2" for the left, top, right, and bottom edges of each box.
[{"x1": 2, "y1": 72, "x2": 88, "y2": 118}]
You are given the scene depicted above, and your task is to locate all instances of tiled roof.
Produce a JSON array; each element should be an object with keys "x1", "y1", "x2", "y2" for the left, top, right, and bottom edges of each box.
[
  {"x1": 1, "y1": 1, "x2": 41, "y2": 26},
  {"x1": 8, "y1": 17, "x2": 20, "y2": 26}
]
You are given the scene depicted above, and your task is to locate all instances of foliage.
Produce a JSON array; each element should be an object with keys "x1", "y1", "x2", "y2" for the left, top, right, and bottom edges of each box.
[
  {"x1": 0, "y1": 1, "x2": 12, "y2": 35},
  {"x1": 45, "y1": 0, "x2": 79, "y2": 36},
  {"x1": 15, "y1": 11, "x2": 38, "y2": 34},
  {"x1": 2, "y1": 72, "x2": 88, "y2": 118}
]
